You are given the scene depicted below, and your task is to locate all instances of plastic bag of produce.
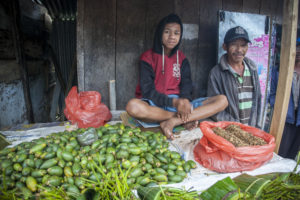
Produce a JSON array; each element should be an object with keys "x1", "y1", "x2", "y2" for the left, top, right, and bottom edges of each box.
[
  {"x1": 193, "y1": 121, "x2": 276, "y2": 173},
  {"x1": 64, "y1": 86, "x2": 112, "y2": 128}
]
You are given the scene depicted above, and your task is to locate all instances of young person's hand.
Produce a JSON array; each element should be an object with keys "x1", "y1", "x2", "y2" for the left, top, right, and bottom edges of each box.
[{"x1": 173, "y1": 98, "x2": 192, "y2": 123}]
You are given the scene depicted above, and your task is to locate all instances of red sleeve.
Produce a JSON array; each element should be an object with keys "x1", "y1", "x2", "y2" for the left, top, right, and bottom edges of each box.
[{"x1": 140, "y1": 49, "x2": 154, "y2": 66}]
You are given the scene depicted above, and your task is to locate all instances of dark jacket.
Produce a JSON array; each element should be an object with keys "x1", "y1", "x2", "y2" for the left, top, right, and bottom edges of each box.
[
  {"x1": 269, "y1": 66, "x2": 300, "y2": 126},
  {"x1": 135, "y1": 14, "x2": 193, "y2": 107},
  {"x1": 207, "y1": 54, "x2": 262, "y2": 128}
]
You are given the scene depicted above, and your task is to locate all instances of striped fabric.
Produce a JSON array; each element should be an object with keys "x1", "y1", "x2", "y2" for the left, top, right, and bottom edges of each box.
[
  {"x1": 292, "y1": 72, "x2": 300, "y2": 110},
  {"x1": 229, "y1": 63, "x2": 254, "y2": 124}
]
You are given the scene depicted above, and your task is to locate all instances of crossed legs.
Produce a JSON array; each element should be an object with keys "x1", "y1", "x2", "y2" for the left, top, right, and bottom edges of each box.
[{"x1": 126, "y1": 95, "x2": 228, "y2": 139}]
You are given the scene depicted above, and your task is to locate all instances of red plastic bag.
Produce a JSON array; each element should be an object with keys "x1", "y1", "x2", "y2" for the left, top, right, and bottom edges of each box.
[
  {"x1": 64, "y1": 86, "x2": 112, "y2": 128},
  {"x1": 193, "y1": 121, "x2": 276, "y2": 173}
]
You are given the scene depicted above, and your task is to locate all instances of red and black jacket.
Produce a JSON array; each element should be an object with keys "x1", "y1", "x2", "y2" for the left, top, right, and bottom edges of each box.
[
  {"x1": 135, "y1": 14, "x2": 193, "y2": 107},
  {"x1": 135, "y1": 49, "x2": 193, "y2": 107}
]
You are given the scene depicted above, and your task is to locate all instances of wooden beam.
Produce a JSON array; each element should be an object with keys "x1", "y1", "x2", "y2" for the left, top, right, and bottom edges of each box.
[
  {"x1": 269, "y1": 0, "x2": 298, "y2": 153},
  {"x1": 116, "y1": 0, "x2": 147, "y2": 109},
  {"x1": 109, "y1": 80, "x2": 116, "y2": 111},
  {"x1": 10, "y1": 0, "x2": 34, "y2": 123},
  {"x1": 197, "y1": 0, "x2": 222, "y2": 97},
  {"x1": 83, "y1": 0, "x2": 116, "y2": 106},
  {"x1": 77, "y1": 0, "x2": 85, "y2": 92}
]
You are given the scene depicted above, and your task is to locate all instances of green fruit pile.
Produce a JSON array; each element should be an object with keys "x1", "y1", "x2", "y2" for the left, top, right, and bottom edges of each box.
[{"x1": 0, "y1": 123, "x2": 197, "y2": 197}]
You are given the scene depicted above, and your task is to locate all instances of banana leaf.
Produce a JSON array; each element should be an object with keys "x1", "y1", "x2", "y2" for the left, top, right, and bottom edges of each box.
[
  {"x1": 233, "y1": 174, "x2": 270, "y2": 198},
  {"x1": 200, "y1": 177, "x2": 245, "y2": 200},
  {"x1": 0, "y1": 133, "x2": 10, "y2": 150}
]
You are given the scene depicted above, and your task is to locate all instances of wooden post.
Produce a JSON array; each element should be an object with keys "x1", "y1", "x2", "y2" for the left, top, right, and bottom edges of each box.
[
  {"x1": 10, "y1": 0, "x2": 34, "y2": 123},
  {"x1": 109, "y1": 80, "x2": 116, "y2": 110},
  {"x1": 77, "y1": 0, "x2": 85, "y2": 92},
  {"x1": 269, "y1": 0, "x2": 298, "y2": 153}
]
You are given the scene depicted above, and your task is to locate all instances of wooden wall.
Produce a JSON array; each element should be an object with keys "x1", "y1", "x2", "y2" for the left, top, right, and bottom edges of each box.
[{"x1": 77, "y1": 0, "x2": 283, "y2": 110}]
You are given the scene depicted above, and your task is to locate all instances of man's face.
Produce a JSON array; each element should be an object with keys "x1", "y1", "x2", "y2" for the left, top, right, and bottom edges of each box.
[
  {"x1": 162, "y1": 23, "x2": 181, "y2": 53},
  {"x1": 223, "y1": 38, "x2": 248, "y2": 64}
]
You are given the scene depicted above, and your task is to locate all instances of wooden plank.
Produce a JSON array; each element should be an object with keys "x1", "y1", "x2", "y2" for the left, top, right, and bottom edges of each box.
[
  {"x1": 269, "y1": 0, "x2": 298, "y2": 153},
  {"x1": 145, "y1": 0, "x2": 174, "y2": 51},
  {"x1": 83, "y1": 0, "x2": 116, "y2": 106},
  {"x1": 259, "y1": 0, "x2": 283, "y2": 23},
  {"x1": 174, "y1": 0, "x2": 199, "y2": 23},
  {"x1": 109, "y1": 80, "x2": 116, "y2": 110},
  {"x1": 243, "y1": 0, "x2": 261, "y2": 13},
  {"x1": 10, "y1": 0, "x2": 34, "y2": 123},
  {"x1": 272, "y1": 0, "x2": 284, "y2": 24},
  {"x1": 116, "y1": 0, "x2": 146, "y2": 109},
  {"x1": 174, "y1": 0, "x2": 200, "y2": 98},
  {"x1": 222, "y1": 0, "x2": 243, "y2": 12},
  {"x1": 260, "y1": 0, "x2": 279, "y2": 16},
  {"x1": 77, "y1": 0, "x2": 85, "y2": 92},
  {"x1": 195, "y1": 0, "x2": 222, "y2": 97}
]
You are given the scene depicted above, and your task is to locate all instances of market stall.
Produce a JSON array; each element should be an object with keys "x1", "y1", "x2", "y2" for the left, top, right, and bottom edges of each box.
[{"x1": 1, "y1": 0, "x2": 300, "y2": 199}]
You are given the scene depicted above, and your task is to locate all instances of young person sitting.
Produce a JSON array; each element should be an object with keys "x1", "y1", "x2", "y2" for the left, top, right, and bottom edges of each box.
[{"x1": 126, "y1": 13, "x2": 228, "y2": 139}]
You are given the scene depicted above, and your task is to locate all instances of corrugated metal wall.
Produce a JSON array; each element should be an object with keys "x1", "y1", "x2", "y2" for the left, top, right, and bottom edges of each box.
[
  {"x1": 33, "y1": 0, "x2": 77, "y2": 115},
  {"x1": 50, "y1": 19, "x2": 76, "y2": 91},
  {"x1": 33, "y1": 0, "x2": 76, "y2": 20}
]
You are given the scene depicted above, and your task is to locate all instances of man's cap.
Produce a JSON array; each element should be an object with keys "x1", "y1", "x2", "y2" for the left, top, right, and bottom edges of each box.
[{"x1": 224, "y1": 26, "x2": 251, "y2": 44}]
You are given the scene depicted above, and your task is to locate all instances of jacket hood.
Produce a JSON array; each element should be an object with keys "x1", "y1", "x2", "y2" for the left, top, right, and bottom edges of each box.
[{"x1": 153, "y1": 13, "x2": 183, "y2": 56}]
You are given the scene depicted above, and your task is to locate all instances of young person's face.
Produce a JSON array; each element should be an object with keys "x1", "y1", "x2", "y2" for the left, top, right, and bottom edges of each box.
[
  {"x1": 223, "y1": 38, "x2": 248, "y2": 64},
  {"x1": 162, "y1": 23, "x2": 181, "y2": 54}
]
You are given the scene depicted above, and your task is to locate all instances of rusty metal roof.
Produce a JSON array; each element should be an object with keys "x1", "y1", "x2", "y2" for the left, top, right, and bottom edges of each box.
[{"x1": 32, "y1": 0, "x2": 76, "y2": 20}]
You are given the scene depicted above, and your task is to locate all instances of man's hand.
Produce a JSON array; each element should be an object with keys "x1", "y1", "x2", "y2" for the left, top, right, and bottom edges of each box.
[{"x1": 173, "y1": 98, "x2": 192, "y2": 123}]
